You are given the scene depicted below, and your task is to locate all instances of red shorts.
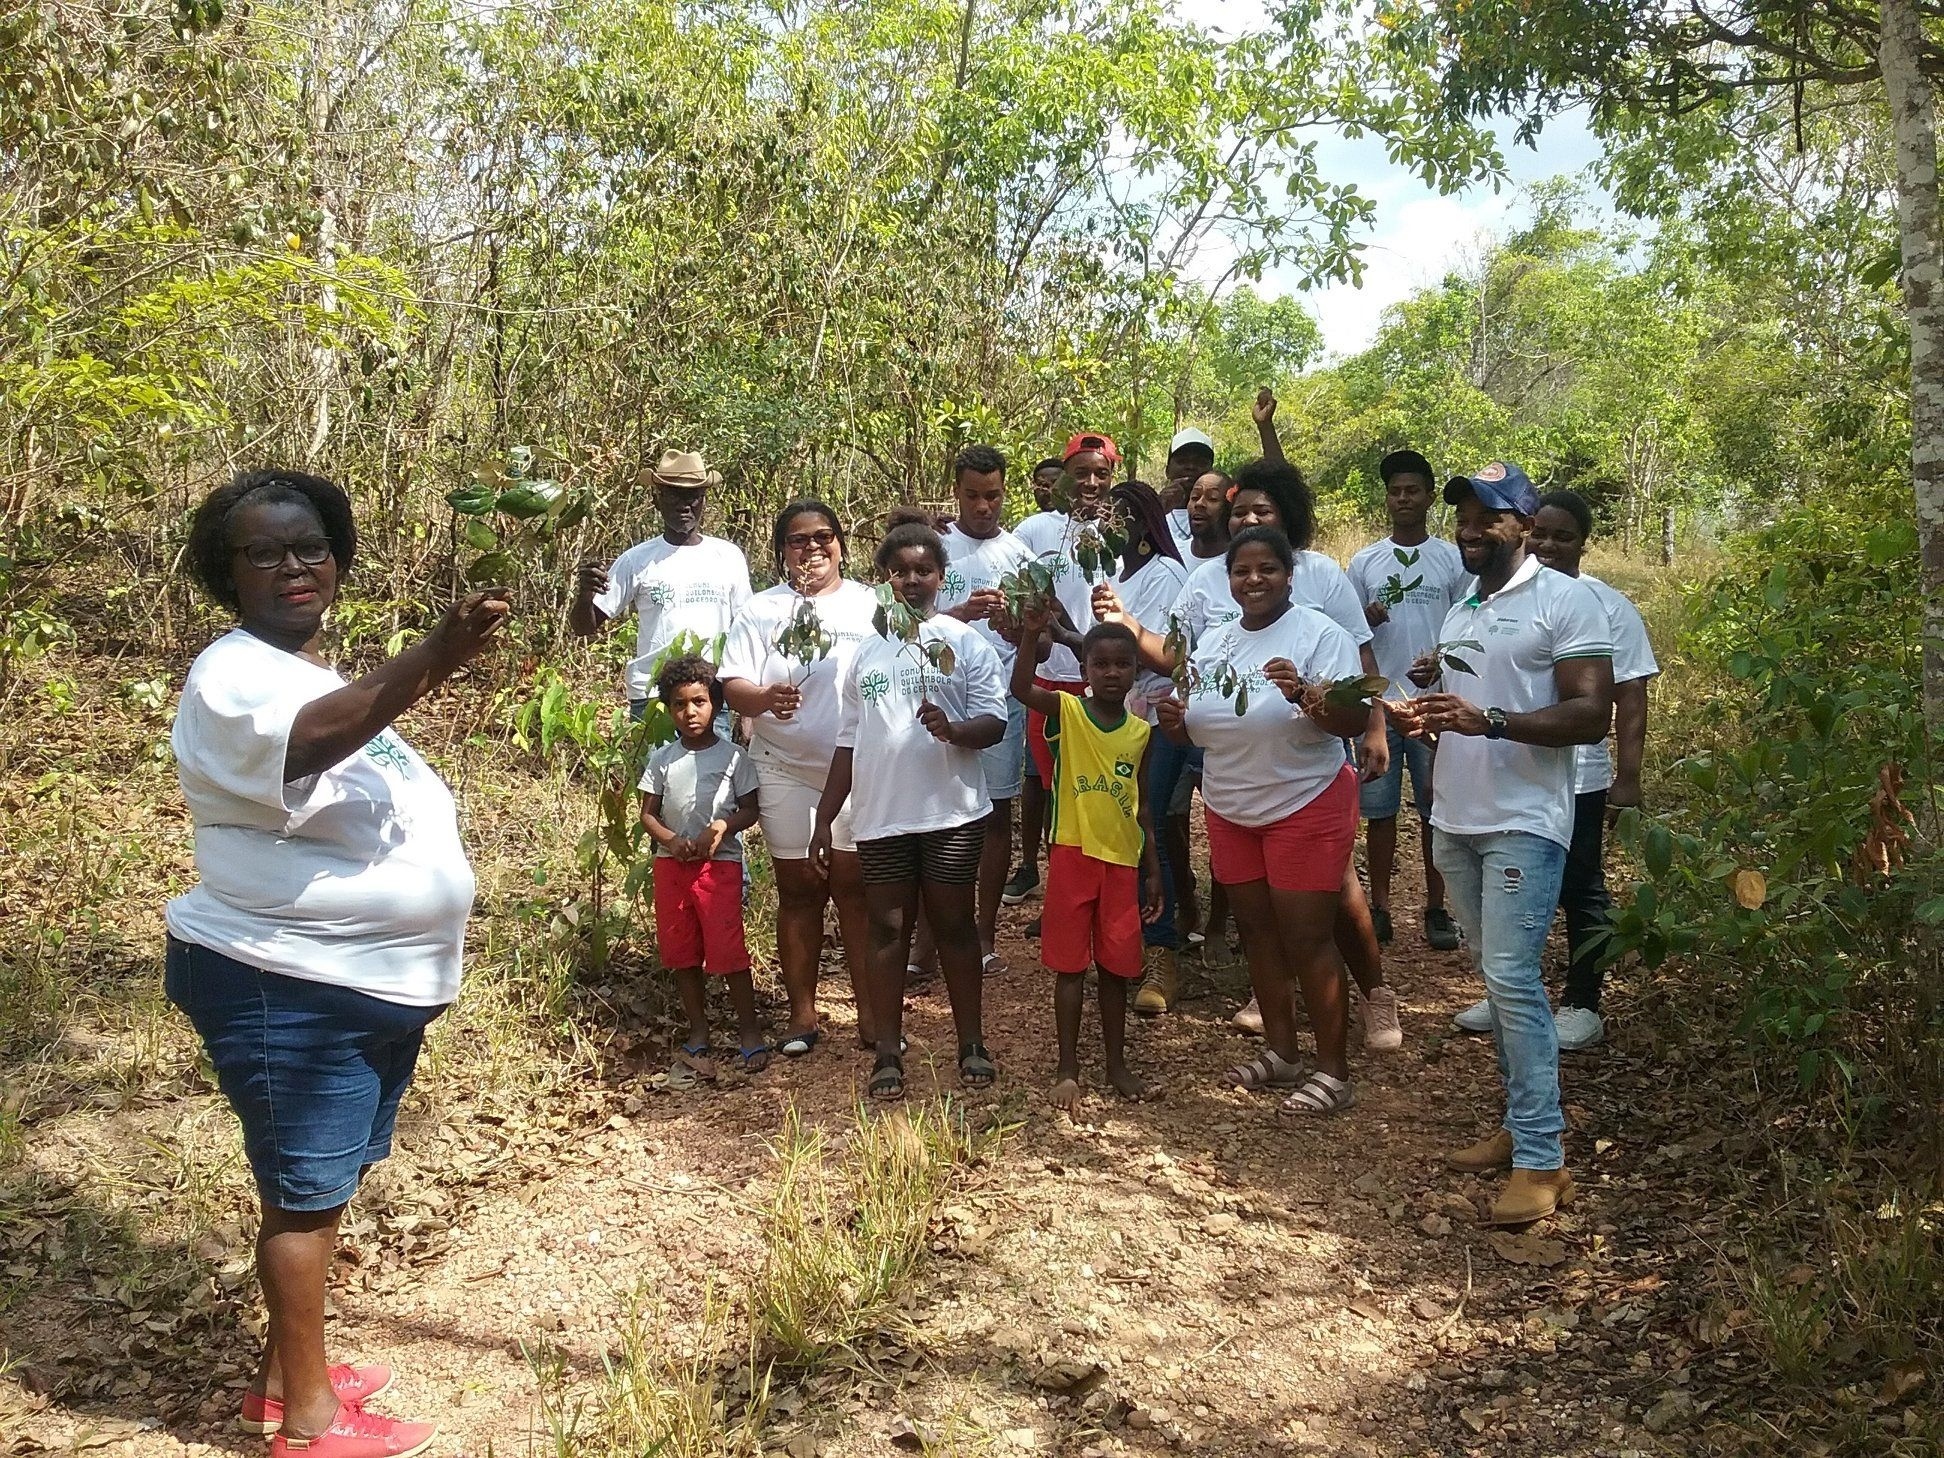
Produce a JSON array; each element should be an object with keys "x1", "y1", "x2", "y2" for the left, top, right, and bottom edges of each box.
[
  {"x1": 1205, "y1": 765, "x2": 1358, "y2": 893},
  {"x1": 652, "y1": 858, "x2": 749, "y2": 974},
  {"x1": 1041, "y1": 843, "x2": 1143, "y2": 978},
  {"x1": 1026, "y1": 677, "x2": 1085, "y2": 782}
]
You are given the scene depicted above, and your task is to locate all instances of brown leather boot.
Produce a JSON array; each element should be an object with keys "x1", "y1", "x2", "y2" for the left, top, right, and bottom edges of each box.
[
  {"x1": 1445, "y1": 1129, "x2": 1513, "y2": 1173},
  {"x1": 1133, "y1": 946, "x2": 1177, "y2": 1015},
  {"x1": 1487, "y1": 1167, "x2": 1575, "y2": 1226}
]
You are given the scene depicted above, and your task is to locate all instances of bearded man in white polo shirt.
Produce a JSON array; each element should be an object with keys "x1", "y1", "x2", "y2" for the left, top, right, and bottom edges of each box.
[{"x1": 1392, "y1": 462, "x2": 1613, "y2": 1227}]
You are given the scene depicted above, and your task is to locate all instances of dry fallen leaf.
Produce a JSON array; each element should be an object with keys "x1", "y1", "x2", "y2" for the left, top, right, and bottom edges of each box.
[
  {"x1": 1729, "y1": 868, "x2": 1767, "y2": 909},
  {"x1": 1489, "y1": 1232, "x2": 1568, "y2": 1267}
]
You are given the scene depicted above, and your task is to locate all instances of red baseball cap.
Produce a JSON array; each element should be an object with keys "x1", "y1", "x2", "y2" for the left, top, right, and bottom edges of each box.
[{"x1": 1062, "y1": 432, "x2": 1120, "y2": 464}]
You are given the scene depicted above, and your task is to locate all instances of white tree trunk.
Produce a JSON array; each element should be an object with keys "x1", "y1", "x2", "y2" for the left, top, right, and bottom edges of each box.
[{"x1": 1882, "y1": 0, "x2": 1944, "y2": 741}]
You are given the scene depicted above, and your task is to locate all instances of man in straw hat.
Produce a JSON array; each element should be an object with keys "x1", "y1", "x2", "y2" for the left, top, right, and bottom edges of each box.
[{"x1": 571, "y1": 449, "x2": 752, "y2": 717}]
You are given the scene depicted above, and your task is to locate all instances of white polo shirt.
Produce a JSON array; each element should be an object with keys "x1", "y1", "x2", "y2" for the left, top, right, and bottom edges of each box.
[
  {"x1": 1573, "y1": 572, "x2": 1659, "y2": 794},
  {"x1": 1428, "y1": 555, "x2": 1613, "y2": 848}
]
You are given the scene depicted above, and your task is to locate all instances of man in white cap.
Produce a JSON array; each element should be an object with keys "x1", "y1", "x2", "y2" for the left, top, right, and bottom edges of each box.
[
  {"x1": 570, "y1": 449, "x2": 753, "y2": 717},
  {"x1": 1162, "y1": 427, "x2": 1216, "y2": 557}
]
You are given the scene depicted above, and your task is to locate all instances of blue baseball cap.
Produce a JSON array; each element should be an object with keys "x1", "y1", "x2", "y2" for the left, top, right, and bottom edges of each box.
[{"x1": 1445, "y1": 461, "x2": 1539, "y2": 516}]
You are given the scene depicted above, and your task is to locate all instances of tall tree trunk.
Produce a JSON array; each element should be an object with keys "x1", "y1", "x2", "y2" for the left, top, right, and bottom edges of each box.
[
  {"x1": 1660, "y1": 503, "x2": 1675, "y2": 567},
  {"x1": 1882, "y1": 0, "x2": 1944, "y2": 742}
]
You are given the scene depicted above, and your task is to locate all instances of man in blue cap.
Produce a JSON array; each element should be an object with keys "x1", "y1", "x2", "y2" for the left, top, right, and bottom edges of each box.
[{"x1": 1390, "y1": 461, "x2": 1614, "y2": 1226}]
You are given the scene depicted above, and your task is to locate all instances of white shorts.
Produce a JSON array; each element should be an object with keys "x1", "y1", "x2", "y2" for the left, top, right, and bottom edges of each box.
[{"x1": 754, "y1": 752, "x2": 856, "y2": 860}]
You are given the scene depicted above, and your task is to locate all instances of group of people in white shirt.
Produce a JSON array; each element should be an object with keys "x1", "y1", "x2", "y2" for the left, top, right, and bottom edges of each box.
[{"x1": 565, "y1": 426, "x2": 1654, "y2": 1224}]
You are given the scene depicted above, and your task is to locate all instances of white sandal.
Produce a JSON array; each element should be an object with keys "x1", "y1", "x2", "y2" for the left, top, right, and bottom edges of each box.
[
  {"x1": 1224, "y1": 1050, "x2": 1303, "y2": 1091},
  {"x1": 1280, "y1": 1070, "x2": 1355, "y2": 1116}
]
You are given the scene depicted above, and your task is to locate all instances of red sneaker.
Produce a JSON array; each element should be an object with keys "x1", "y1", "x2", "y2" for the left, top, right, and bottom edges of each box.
[
  {"x1": 271, "y1": 1405, "x2": 434, "y2": 1458},
  {"x1": 240, "y1": 1366, "x2": 395, "y2": 1436}
]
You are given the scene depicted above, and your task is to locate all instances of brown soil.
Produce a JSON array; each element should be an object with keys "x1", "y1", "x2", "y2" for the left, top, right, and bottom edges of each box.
[{"x1": 4, "y1": 816, "x2": 1757, "y2": 1458}]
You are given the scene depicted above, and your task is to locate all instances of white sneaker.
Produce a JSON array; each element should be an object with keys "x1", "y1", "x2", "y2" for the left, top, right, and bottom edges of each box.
[
  {"x1": 1230, "y1": 996, "x2": 1264, "y2": 1035},
  {"x1": 1553, "y1": 1005, "x2": 1606, "y2": 1050},
  {"x1": 1452, "y1": 998, "x2": 1493, "y2": 1034},
  {"x1": 1361, "y1": 984, "x2": 1404, "y2": 1052}
]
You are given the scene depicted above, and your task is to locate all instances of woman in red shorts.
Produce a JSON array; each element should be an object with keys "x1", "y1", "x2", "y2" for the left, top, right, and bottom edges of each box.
[{"x1": 1155, "y1": 526, "x2": 1371, "y2": 1115}]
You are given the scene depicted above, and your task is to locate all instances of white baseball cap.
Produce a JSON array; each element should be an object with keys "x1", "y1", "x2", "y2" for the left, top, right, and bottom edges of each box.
[{"x1": 1168, "y1": 427, "x2": 1214, "y2": 456}]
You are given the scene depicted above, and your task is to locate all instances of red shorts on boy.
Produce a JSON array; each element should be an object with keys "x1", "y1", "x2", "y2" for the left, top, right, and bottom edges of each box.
[
  {"x1": 652, "y1": 858, "x2": 748, "y2": 973},
  {"x1": 1041, "y1": 843, "x2": 1143, "y2": 978},
  {"x1": 1205, "y1": 764, "x2": 1358, "y2": 893}
]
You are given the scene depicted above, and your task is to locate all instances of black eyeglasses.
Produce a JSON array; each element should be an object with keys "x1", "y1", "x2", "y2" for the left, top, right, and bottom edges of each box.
[
  {"x1": 784, "y1": 529, "x2": 838, "y2": 551},
  {"x1": 236, "y1": 537, "x2": 333, "y2": 571}
]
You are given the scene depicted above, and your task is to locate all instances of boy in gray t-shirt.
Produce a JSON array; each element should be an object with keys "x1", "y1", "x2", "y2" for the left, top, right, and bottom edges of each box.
[{"x1": 637, "y1": 656, "x2": 762, "y2": 1084}]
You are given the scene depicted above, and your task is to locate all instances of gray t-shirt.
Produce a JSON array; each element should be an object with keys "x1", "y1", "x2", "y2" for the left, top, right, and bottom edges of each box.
[{"x1": 637, "y1": 736, "x2": 759, "y2": 861}]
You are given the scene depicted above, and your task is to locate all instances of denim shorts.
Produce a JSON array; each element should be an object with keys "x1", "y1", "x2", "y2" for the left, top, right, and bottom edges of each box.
[
  {"x1": 979, "y1": 697, "x2": 1029, "y2": 802},
  {"x1": 165, "y1": 937, "x2": 446, "y2": 1212},
  {"x1": 1360, "y1": 722, "x2": 1434, "y2": 821}
]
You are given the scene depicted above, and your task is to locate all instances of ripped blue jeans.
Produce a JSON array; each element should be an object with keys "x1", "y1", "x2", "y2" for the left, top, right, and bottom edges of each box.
[{"x1": 1432, "y1": 828, "x2": 1568, "y2": 1170}]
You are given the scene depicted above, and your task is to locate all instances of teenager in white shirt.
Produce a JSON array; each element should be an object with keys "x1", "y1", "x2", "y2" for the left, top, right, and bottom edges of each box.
[
  {"x1": 569, "y1": 449, "x2": 752, "y2": 711},
  {"x1": 1001, "y1": 435, "x2": 1116, "y2": 917},
  {"x1": 1513, "y1": 489, "x2": 1658, "y2": 1050},
  {"x1": 719, "y1": 500, "x2": 883, "y2": 1059},
  {"x1": 1161, "y1": 426, "x2": 1216, "y2": 555},
  {"x1": 813, "y1": 512, "x2": 1008, "y2": 1101},
  {"x1": 935, "y1": 446, "x2": 1037, "y2": 972},
  {"x1": 170, "y1": 469, "x2": 508, "y2": 1458},
  {"x1": 1155, "y1": 527, "x2": 1372, "y2": 1115},
  {"x1": 1346, "y1": 450, "x2": 1468, "y2": 952},
  {"x1": 1392, "y1": 462, "x2": 1613, "y2": 1227}
]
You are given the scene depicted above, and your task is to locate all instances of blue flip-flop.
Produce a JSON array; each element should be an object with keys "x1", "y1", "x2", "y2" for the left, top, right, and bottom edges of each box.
[{"x1": 776, "y1": 1029, "x2": 821, "y2": 1058}]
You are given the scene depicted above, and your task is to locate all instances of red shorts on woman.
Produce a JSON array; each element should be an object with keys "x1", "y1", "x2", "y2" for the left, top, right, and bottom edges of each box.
[
  {"x1": 1040, "y1": 843, "x2": 1143, "y2": 978},
  {"x1": 1025, "y1": 677, "x2": 1085, "y2": 782},
  {"x1": 652, "y1": 858, "x2": 749, "y2": 973},
  {"x1": 1205, "y1": 764, "x2": 1358, "y2": 893}
]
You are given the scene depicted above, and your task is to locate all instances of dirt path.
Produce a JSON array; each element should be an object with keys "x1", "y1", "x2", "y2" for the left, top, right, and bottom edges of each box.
[{"x1": 6, "y1": 823, "x2": 1739, "y2": 1458}]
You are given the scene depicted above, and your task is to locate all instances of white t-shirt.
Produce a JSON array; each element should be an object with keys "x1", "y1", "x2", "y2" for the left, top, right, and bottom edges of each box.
[
  {"x1": 937, "y1": 525, "x2": 1036, "y2": 672},
  {"x1": 166, "y1": 630, "x2": 475, "y2": 1007},
  {"x1": 1167, "y1": 508, "x2": 1195, "y2": 560},
  {"x1": 1113, "y1": 554, "x2": 1190, "y2": 717},
  {"x1": 1012, "y1": 510, "x2": 1068, "y2": 557},
  {"x1": 593, "y1": 535, "x2": 753, "y2": 699},
  {"x1": 718, "y1": 579, "x2": 879, "y2": 783},
  {"x1": 1428, "y1": 555, "x2": 1614, "y2": 847},
  {"x1": 1573, "y1": 572, "x2": 1659, "y2": 794},
  {"x1": 1346, "y1": 535, "x2": 1468, "y2": 699},
  {"x1": 836, "y1": 614, "x2": 1007, "y2": 840},
  {"x1": 1172, "y1": 550, "x2": 1374, "y2": 650},
  {"x1": 1181, "y1": 607, "x2": 1362, "y2": 826}
]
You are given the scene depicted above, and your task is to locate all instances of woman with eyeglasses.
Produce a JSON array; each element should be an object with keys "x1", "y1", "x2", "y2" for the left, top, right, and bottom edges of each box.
[
  {"x1": 718, "y1": 500, "x2": 883, "y2": 1058},
  {"x1": 167, "y1": 468, "x2": 509, "y2": 1458}
]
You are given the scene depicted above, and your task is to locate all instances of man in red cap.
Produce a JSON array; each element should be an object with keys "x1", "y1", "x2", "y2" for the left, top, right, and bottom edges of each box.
[{"x1": 1001, "y1": 434, "x2": 1119, "y2": 918}]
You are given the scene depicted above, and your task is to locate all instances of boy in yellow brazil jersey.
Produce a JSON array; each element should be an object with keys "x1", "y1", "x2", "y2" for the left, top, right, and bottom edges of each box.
[{"x1": 1010, "y1": 602, "x2": 1163, "y2": 1111}]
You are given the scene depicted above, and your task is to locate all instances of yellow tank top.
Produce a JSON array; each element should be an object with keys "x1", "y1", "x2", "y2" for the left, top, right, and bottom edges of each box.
[{"x1": 1046, "y1": 692, "x2": 1150, "y2": 867}]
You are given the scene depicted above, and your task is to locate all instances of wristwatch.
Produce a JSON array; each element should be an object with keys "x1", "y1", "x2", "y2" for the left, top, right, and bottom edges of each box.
[{"x1": 1484, "y1": 707, "x2": 1508, "y2": 739}]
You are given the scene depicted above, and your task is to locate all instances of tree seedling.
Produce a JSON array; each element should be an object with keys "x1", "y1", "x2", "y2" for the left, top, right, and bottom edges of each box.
[{"x1": 1377, "y1": 546, "x2": 1424, "y2": 607}]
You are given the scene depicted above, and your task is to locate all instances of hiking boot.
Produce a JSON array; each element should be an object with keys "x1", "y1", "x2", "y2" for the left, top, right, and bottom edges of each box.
[
  {"x1": 1445, "y1": 1128, "x2": 1514, "y2": 1174},
  {"x1": 1361, "y1": 984, "x2": 1403, "y2": 1052},
  {"x1": 1425, "y1": 906, "x2": 1460, "y2": 951},
  {"x1": 271, "y1": 1405, "x2": 436, "y2": 1458},
  {"x1": 1133, "y1": 946, "x2": 1178, "y2": 1015},
  {"x1": 1230, "y1": 996, "x2": 1264, "y2": 1035},
  {"x1": 1553, "y1": 1005, "x2": 1606, "y2": 1051},
  {"x1": 242, "y1": 1366, "x2": 393, "y2": 1435},
  {"x1": 1371, "y1": 905, "x2": 1393, "y2": 945},
  {"x1": 1452, "y1": 997, "x2": 1493, "y2": 1034},
  {"x1": 1487, "y1": 1167, "x2": 1576, "y2": 1227},
  {"x1": 1001, "y1": 865, "x2": 1040, "y2": 905}
]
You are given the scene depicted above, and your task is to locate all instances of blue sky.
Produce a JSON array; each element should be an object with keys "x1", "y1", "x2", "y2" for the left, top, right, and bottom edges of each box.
[{"x1": 1172, "y1": 0, "x2": 1609, "y2": 357}]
